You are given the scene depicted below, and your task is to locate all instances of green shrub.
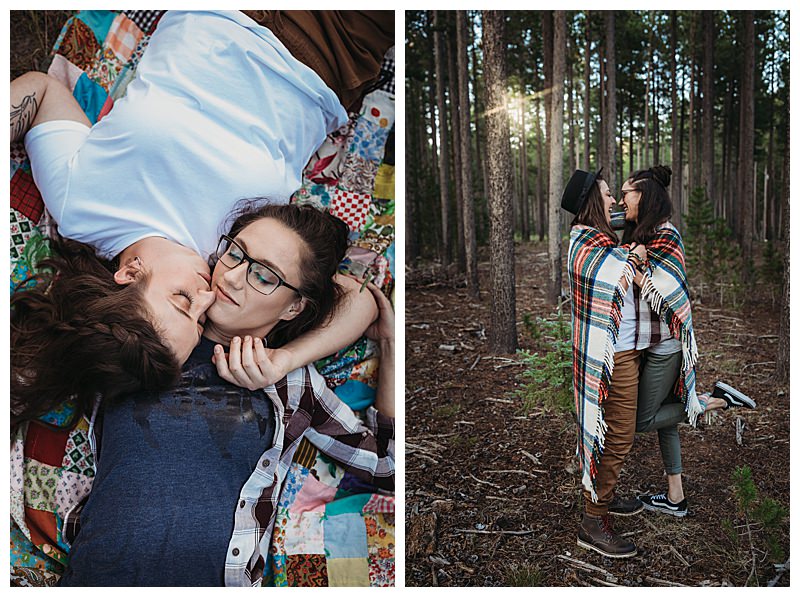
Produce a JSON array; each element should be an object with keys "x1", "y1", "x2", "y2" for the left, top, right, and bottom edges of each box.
[{"x1": 516, "y1": 311, "x2": 573, "y2": 414}]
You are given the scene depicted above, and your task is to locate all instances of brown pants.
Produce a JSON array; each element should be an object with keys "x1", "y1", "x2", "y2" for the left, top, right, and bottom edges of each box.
[{"x1": 584, "y1": 348, "x2": 641, "y2": 516}]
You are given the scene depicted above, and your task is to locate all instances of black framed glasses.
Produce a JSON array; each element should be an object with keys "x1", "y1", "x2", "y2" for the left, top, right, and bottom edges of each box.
[
  {"x1": 215, "y1": 235, "x2": 302, "y2": 297},
  {"x1": 619, "y1": 187, "x2": 640, "y2": 200}
]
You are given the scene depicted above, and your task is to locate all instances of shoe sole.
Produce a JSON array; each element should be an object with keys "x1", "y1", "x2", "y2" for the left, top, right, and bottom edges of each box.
[
  {"x1": 608, "y1": 505, "x2": 644, "y2": 517},
  {"x1": 576, "y1": 538, "x2": 637, "y2": 558},
  {"x1": 713, "y1": 381, "x2": 756, "y2": 409},
  {"x1": 641, "y1": 502, "x2": 688, "y2": 518}
]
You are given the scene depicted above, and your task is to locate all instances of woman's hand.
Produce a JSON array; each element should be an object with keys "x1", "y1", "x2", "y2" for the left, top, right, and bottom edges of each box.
[
  {"x1": 631, "y1": 242, "x2": 647, "y2": 263},
  {"x1": 212, "y1": 336, "x2": 293, "y2": 390},
  {"x1": 364, "y1": 282, "x2": 394, "y2": 345},
  {"x1": 363, "y1": 282, "x2": 395, "y2": 418}
]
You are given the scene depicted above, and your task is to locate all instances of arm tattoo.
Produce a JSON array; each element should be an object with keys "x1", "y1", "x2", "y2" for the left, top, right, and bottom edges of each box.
[{"x1": 11, "y1": 92, "x2": 38, "y2": 143}]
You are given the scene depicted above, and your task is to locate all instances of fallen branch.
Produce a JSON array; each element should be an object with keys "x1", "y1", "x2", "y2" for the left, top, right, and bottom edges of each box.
[
  {"x1": 644, "y1": 576, "x2": 689, "y2": 587},
  {"x1": 490, "y1": 468, "x2": 548, "y2": 476},
  {"x1": 669, "y1": 544, "x2": 691, "y2": 567},
  {"x1": 468, "y1": 472, "x2": 500, "y2": 488},
  {"x1": 556, "y1": 555, "x2": 616, "y2": 580},
  {"x1": 520, "y1": 449, "x2": 542, "y2": 465},
  {"x1": 485, "y1": 398, "x2": 515, "y2": 405},
  {"x1": 469, "y1": 355, "x2": 481, "y2": 370},
  {"x1": 454, "y1": 528, "x2": 536, "y2": 536},
  {"x1": 742, "y1": 361, "x2": 776, "y2": 370}
]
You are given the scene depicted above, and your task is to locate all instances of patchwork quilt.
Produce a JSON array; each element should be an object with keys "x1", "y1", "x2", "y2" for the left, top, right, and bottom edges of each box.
[{"x1": 10, "y1": 10, "x2": 395, "y2": 587}]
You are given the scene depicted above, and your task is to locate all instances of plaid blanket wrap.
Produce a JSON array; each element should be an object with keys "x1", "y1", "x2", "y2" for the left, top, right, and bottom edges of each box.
[
  {"x1": 568, "y1": 223, "x2": 701, "y2": 501},
  {"x1": 568, "y1": 225, "x2": 636, "y2": 502},
  {"x1": 639, "y1": 222, "x2": 702, "y2": 424}
]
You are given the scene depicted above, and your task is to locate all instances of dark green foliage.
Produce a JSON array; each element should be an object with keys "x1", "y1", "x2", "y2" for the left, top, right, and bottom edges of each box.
[
  {"x1": 684, "y1": 187, "x2": 745, "y2": 305},
  {"x1": 731, "y1": 465, "x2": 788, "y2": 566},
  {"x1": 516, "y1": 310, "x2": 573, "y2": 413}
]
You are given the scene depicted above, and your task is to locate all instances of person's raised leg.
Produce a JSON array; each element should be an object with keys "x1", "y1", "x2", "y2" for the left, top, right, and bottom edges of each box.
[{"x1": 11, "y1": 72, "x2": 90, "y2": 144}]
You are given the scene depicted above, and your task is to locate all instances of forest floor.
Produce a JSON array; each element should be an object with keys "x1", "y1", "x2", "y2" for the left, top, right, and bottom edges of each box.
[{"x1": 405, "y1": 240, "x2": 789, "y2": 587}]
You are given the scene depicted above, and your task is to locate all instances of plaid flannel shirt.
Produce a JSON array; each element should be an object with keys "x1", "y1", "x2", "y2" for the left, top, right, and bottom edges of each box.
[{"x1": 61, "y1": 363, "x2": 394, "y2": 587}]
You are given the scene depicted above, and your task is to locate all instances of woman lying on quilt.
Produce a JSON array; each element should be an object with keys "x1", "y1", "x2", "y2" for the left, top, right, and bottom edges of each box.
[
  {"x1": 52, "y1": 202, "x2": 395, "y2": 587},
  {"x1": 563, "y1": 168, "x2": 752, "y2": 559},
  {"x1": 10, "y1": 10, "x2": 393, "y2": 425}
]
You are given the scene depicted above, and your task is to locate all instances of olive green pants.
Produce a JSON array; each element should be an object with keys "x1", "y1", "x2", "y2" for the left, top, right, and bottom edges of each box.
[{"x1": 635, "y1": 350, "x2": 685, "y2": 475}]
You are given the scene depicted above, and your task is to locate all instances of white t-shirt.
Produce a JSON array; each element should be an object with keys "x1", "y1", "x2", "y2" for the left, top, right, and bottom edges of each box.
[
  {"x1": 24, "y1": 10, "x2": 348, "y2": 260},
  {"x1": 615, "y1": 283, "x2": 637, "y2": 352}
]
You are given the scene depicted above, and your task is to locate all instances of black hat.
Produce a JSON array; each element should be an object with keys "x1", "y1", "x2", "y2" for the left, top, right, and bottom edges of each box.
[{"x1": 561, "y1": 168, "x2": 603, "y2": 215}]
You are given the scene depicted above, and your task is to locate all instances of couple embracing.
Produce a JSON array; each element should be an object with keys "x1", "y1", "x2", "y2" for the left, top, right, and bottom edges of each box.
[{"x1": 562, "y1": 165, "x2": 756, "y2": 558}]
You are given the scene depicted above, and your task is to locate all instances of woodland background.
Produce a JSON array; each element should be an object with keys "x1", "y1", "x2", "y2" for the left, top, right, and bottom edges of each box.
[{"x1": 405, "y1": 10, "x2": 789, "y2": 587}]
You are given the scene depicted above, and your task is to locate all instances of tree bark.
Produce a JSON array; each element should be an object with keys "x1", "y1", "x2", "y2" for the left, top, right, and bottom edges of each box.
[
  {"x1": 470, "y1": 17, "x2": 489, "y2": 243},
  {"x1": 407, "y1": 79, "x2": 421, "y2": 263},
  {"x1": 670, "y1": 11, "x2": 682, "y2": 231},
  {"x1": 534, "y1": 59, "x2": 546, "y2": 241},
  {"x1": 774, "y1": 117, "x2": 789, "y2": 384},
  {"x1": 687, "y1": 15, "x2": 696, "y2": 194},
  {"x1": 737, "y1": 11, "x2": 755, "y2": 277},
  {"x1": 447, "y1": 18, "x2": 466, "y2": 273},
  {"x1": 583, "y1": 11, "x2": 591, "y2": 171},
  {"x1": 433, "y1": 11, "x2": 451, "y2": 265},
  {"x1": 519, "y1": 83, "x2": 530, "y2": 242},
  {"x1": 702, "y1": 11, "x2": 715, "y2": 207},
  {"x1": 548, "y1": 11, "x2": 566, "y2": 305},
  {"x1": 482, "y1": 10, "x2": 517, "y2": 353},
  {"x1": 604, "y1": 12, "x2": 617, "y2": 189},
  {"x1": 457, "y1": 10, "x2": 479, "y2": 297}
]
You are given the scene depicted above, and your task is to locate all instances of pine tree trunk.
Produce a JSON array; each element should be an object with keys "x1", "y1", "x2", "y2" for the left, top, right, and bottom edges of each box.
[
  {"x1": 670, "y1": 11, "x2": 682, "y2": 231},
  {"x1": 457, "y1": 10, "x2": 479, "y2": 297},
  {"x1": 687, "y1": 16, "x2": 696, "y2": 194},
  {"x1": 548, "y1": 11, "x2": 566, "y2": 305},
  {"x1": 447, "y1": 19, "x2": 466, "y2": 273},
  {"x1": 407, "y1": 79, "x2": 420, "y2": 263},
  {"x1": 738, "y1": 11, "x2": 755, "y2": 277},
  {"x1": 583, "y1": 11, "x2": 591, "y2": 171},
  {"x1": 702, "y1": 11, "x2": 715, "y2": 207},
  {"x1": 604, "y1": 12, "x2": 617, "y2": 189},
  {"x1": 775, "y1": 116, "x2": 789, "y2": 384},
  {"x1": 643, "y1": 48, "x2": 651, "y2": 170},
  {"x1": 534, "y1": 59, "x2": 546, "y2": 241},
  {"x1": 470, "y1": 20, "x2": 489, "y2": 242},
  {"x1": 482, "y1": 10, "x2": 517, "y2": 353},
  {"x1": 519, "y1": 85, "x2": 530, "y2": 242},
  {"x1": 433, "y1": 11, "x2": 452, "y2": 265},
  {"x1": 542, "y1": 12, "x2": 553, "y2": 206},
  {"x1": 567, "y1": 33, "x2": 577, "y2": 172}
]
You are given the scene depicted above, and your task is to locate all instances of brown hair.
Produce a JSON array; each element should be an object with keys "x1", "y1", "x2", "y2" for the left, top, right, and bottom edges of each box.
[
  {"x1": 621, "y1": 165, "x2": 673, "y2": 244},
  {"x1": 221, "y1": 202, "x2": 350, "y2": 347},
  {"x1": 11, "y1": 238, "x2": 180, "y2": 427},
  {"x1": 570, "y1": 173, "x2": 618, "y2": 243}
]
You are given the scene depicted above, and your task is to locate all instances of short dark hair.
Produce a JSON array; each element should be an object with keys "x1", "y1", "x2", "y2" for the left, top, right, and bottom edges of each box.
[
  {"x1": 570, "y1": 173, "x2": 618, "y2": 243},
  {"x1": 11, "y1": 238, "x2": 180, "y2": 428},
  {"x1": 621, "y1": 165, "x2": 673, "y2": 244},
  {"x1": 221, "y1": 201, "x2": 350, "y2": 347}
]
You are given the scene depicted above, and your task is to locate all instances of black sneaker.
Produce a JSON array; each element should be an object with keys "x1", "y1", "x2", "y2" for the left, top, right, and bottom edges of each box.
[
  {"x1": 639, "y1": 492, "x2": 688, "y2": 517},
  {"x1": 608, "y1": 495, "x2": 644, "y2": 516},
  {"x1": 711, "y1": 381, "x2": 756, "y2": 409}
]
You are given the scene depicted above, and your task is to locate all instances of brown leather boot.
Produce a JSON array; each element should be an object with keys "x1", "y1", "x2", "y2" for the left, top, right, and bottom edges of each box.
[{"x1": 577, "y1": 513, "x2": 637, "y2": 558}]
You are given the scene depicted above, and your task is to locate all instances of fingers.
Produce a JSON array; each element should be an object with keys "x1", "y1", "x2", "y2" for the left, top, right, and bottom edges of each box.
[{"x1": 222, "y1": 337, "x2": 257, "y2": 390}]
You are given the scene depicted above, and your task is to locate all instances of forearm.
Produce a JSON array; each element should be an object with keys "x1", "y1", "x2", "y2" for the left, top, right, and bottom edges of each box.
[
  {"x1": 278, "y1": 274, "x2": 378, "y2": 372},
  {"x1": 10, "y1": 72, "x2": 90, "y2": 144},
  {"x1": 373, "y1": 337, "x2": 395, "y2": 418},
  {"x1": 10, "y1": 72, "x2": 47, "y2": 144}
]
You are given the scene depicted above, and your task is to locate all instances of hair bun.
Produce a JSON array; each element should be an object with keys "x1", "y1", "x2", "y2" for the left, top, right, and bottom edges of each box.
[{"x1": 651, "y1": 165, "x2": 672, "y2": 188}]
